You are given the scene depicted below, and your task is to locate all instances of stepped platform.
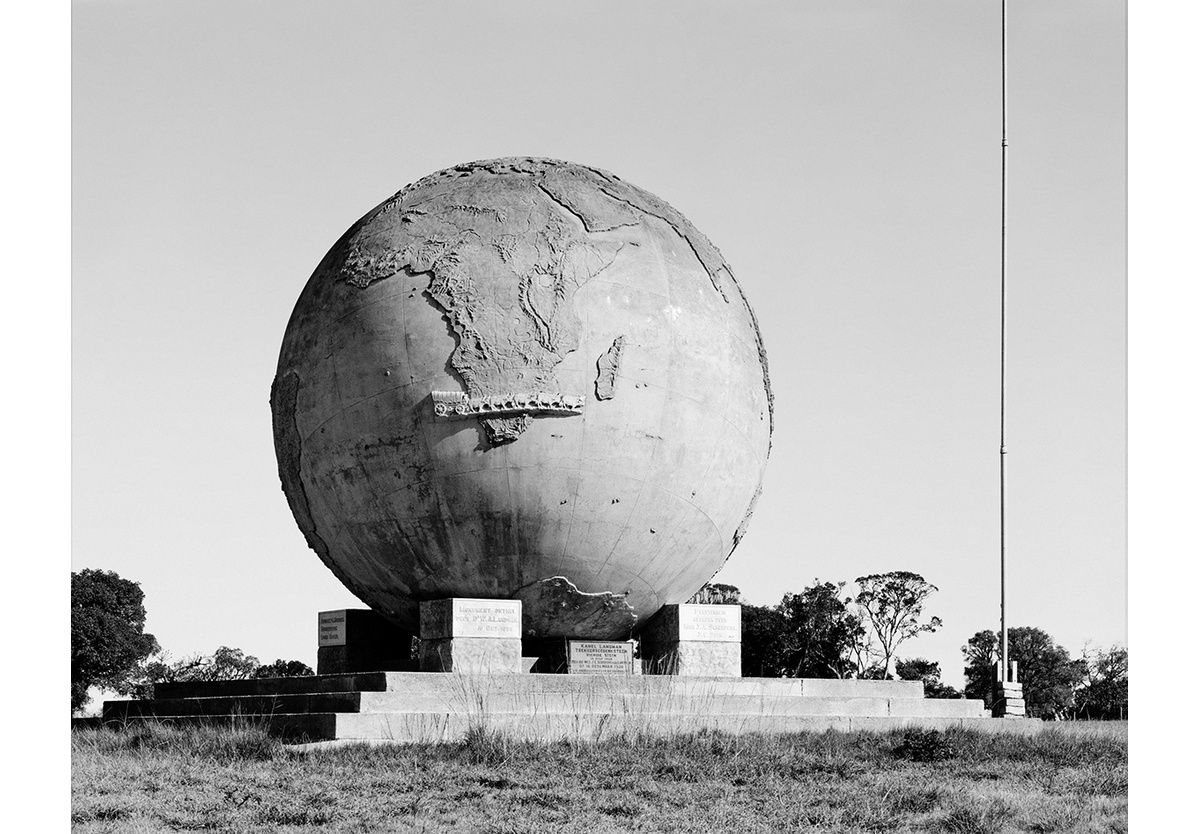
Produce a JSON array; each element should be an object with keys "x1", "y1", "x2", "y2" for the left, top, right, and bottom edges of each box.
[{"x1": 101, "y1": 672, "x2": 1000, "y2": 743}]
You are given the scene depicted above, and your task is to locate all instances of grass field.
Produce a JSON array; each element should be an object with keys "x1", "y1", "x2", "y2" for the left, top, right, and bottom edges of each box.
[{"x1": 71, "y1": 721, "x2": 1126, "y2": 833}]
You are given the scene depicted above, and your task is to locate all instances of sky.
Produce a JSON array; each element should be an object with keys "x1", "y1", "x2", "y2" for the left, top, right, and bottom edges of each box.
[{"x1": 69, "y1": 0, "x2": 1127, "y2": 689}]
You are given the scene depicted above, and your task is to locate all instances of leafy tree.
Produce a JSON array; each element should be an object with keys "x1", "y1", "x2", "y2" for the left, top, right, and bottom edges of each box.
[
  {"x1": 740, "y1": 603, "x2": 790, "y2": 677},
  {"x1": 129, "y1": 652, "x2": 174, "y2": 698},
  {"x1": 963, "y1": 627, "x2": 1086, "y2": 719},
  {"x1": 961, "y1": 629, "x2": 997, "y2": 699},
  {"x1": 254, "y1": 659, "x2": 315, "y2": 678},
  {"x1": 1070, "y1": 644, "x2": 1127, "y2": 720},
  {"x1": 204, "y1": 646, "x2": 262, "y2": 680},
  {"x1": 852, "y1": 572, "x2": 942, "y2": 679},
  {"x1": 71, "y1": 569, "x2": 159, "y2": 713},
  {"x1": 895, "y1": 657, "x2": 961, "y2": 699},
  {"x1": 140, "y1": 646, "x2": 260, "y2": 686},
  {"x1": 778, "y1": 581, "x2": 863, "y2": 679},
  {"x1": 736, "y1": 580, "x2": 864, "y2": 679},
  {"x1": 132, "y1": 649, "x2": 312, "y2": 698},
  {"x1": 688, "y1": 583, "x2": 742, "y2": 605}
]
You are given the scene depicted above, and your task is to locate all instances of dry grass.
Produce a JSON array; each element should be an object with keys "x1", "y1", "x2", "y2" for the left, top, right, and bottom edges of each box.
[{"x1": 72, "y1": 721, "x2": 1126, "y2": 833}]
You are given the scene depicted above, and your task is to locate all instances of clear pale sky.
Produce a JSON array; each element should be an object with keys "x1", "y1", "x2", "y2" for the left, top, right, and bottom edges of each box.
[{"x1": 71, "y1": 0, "x2": 1126, "y2": 688}]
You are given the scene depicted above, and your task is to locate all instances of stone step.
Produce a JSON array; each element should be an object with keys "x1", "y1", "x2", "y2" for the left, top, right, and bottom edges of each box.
[
  {"x1": 102, "y1": 710, "x2": 1024, "y2": 744},
  {"x1": 102, "y1": 674, "x2": 978, "y2": 740},
  {"x1": 154, "y1": 672, "x2": 390, "y2": 700},
  {"x1": 150, "y1": 673, "x2": 926, "y2": 701},
  {"x1": 370, "y1": 673, "x2": 927, "y2": 700},
  {"x1": 102, "y1": 689, "x2": 985, "y2": 724},
  {"x1": 352, "y1": 691, "x2": 986, "y2": 719},
  {"x1": 330, "y1": 711, "x2": 1020, "y2": 742},
  {"x1": 102, "y1": 692, "x2": 364, "y2": 720},
  {"x1": 96, "y1": 713, "x2": 336, "y2": 742}
]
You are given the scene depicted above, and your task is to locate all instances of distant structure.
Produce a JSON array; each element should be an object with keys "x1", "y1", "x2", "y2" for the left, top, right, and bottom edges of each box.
[{"x1": 270, "y1": 157, "x2": 773, "y2": 643}]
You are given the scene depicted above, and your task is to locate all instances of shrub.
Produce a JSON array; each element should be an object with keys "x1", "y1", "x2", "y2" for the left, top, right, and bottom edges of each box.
[{"x1": 893, "y1": 728, "x2": 956, "y2": 763}]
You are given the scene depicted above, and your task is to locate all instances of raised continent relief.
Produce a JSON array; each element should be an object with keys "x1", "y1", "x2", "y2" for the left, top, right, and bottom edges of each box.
[
  {"x1": 594, "y1": 335, "x2": 625, "y2": 401},
  {"x1": 334, "y1": 158, "x2": 772, "y2": 445},
  {"x1": 338, "y1": 164, "x2": 629, "y2": 444},
  {"x1": 431, "y1": 390, "x2": 585, "y2": 418}
]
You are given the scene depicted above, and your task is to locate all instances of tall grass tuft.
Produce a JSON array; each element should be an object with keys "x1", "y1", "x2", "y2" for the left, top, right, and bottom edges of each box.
[
  {"x1": 461, "y1": 721, "x2": 520, "y2": 766},
  {"x1": 72, "y1": 719, "x2": 282, "y2": 763}
]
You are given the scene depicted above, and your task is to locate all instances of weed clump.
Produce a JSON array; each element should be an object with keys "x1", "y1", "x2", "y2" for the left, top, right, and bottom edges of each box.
[
  {"x1": 893, "y1": 728, "x2": 956, "y2": 762},
  {"x1": 72, "y1": 720, "x2": 282, "y2": 763},
  {"x1": 461, "y1": 722, "x2": 517, "y2": 766}
]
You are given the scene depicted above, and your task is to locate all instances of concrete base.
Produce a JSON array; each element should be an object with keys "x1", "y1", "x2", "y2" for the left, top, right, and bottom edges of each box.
[
  {"x1": 316, "y1": 609, "x2": 416, "y2": 674},
  {"x1": 993, "y1": 681, "x2": 1027, "y2": 718},
  {"x1": 418, "y1": 598, "x2": 523, "y2": 674},
  {"x1": 319, "y1": 645, "x2": 417, "y2": 675},
  {"x1": 101, "y1": 672, "x2": 998, "y2": 743},
  {"x1": 642, "y1": 642, "x2": 740, "y2": 676},
  {"x1": 639, "y1": 604, "x2": 742, "y2": 676},
  {"x1": 418, "y1": 637, "x2": 523, "y2": 674}
]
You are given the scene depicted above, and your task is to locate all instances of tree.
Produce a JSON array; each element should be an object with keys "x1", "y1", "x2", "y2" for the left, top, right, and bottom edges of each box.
[
  {"x1": 735, "y1": 580, "x2": 864, "y2": 679},
  {"x1": 963, "y1": 627, "x2": 1086, "y2": 719},
  {"x1": 1070, "y1": 644, "x2": 1127, "y2": 720},
  {"x1": 895, "y1": 657, "x2": 961, "y2": 699},
  {"x1": 132, "y1": 649, "x2": 313, "y2": 698},
  {"x1": 141, "y1": 646, "x2": 260, "y2": 686},
  {"x1": 254, "y1": 659, "x2": 315, "y2": 678},
  {"x1": 202, "y1": 646, "x2": 262, "y2": 680},
  {"x1": 71, "y1": 569, "x2": 159, "y2": 713},
  {"x1": 852, "y1": 571, "x2": 942, "y2": 679},
  {"x1": 778, "y1": 581, "x2": 863, "y2": 679},
  {"x1": 740, "y1": 603, "x2": 791, "y2": 677},
  {"x1": 688, "y1": 583, "x2": 742, "y2": 605}
]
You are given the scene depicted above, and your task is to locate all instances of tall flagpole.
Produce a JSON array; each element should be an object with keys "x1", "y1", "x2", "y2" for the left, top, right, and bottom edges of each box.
[{"x1": 999, "y1": 0, "x2": 1010, "y2": 685}]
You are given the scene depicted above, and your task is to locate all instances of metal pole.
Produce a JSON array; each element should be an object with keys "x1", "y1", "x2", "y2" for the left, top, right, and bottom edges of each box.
[{"x1": 999, "y1": 0, "x2": 1010, "y2": 685}]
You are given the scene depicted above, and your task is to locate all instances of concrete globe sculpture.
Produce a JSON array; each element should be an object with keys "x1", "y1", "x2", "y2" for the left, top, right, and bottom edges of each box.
[{"x1": 271, "y1": 158, "x2": 772, "y2": 640}]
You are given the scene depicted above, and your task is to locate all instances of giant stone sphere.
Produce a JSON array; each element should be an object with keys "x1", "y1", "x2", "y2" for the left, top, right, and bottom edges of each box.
[{"x1": 271, "y1": 158, "x2": 773, "y2": 639}]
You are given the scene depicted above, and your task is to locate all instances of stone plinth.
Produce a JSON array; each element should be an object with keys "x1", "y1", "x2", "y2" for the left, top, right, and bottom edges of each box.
[
  {"x1": 316, "y1": 609, "x2": 416, "y2": 675},
  {"x1": 993, "y1": 680, "x2": 1026, "y2": 718},
  {"x1": 419, "y1": 598, "x2": 523, "y2": 674},
  {"x1": 567, "y1": 641, "x2": 640, "y2": 675},
  {"x1": 640, "y1": 604, "x2": 741, "y2": 676},
  {"x1": 101, "y1": 672, "x2": 1001, "y2": 743}
]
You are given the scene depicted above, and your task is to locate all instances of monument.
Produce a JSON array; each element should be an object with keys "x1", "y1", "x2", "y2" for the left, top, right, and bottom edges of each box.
[
  {"x1": 100, "y1": 159, "x2": 1001, "y2": 737},
  {"x1": 270, "y1": 157, "x2": 773, "y2": 659}
]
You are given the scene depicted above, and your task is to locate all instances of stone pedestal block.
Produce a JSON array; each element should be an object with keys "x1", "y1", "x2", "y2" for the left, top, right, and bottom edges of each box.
[
  {"x1": 640, "y1": 604, "x2": 741, "y2": 677},
  {"x1": 316, "y1": 609, "x2": 416, "y2": 675},
  {"x1": 992, "y1": 680, "x2": 1026, "y2": 718},
  {"x1": 418, "y1": 598, "x2": 523, "y2": 674}
]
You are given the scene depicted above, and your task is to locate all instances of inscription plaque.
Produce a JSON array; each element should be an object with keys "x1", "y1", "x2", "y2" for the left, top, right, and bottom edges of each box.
[
  {"x1": 421, "y1": 598, "x2": 523, "y2": 639},
  {"x1": 677, "y1": 604, "x2": 741, "y2": 643},
  {"x1": 568, "y1": 641, "x2": 636, "y2": 675},
  {"x1": 318, "y1": 610, "x2": 348, "y2": 647}
]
